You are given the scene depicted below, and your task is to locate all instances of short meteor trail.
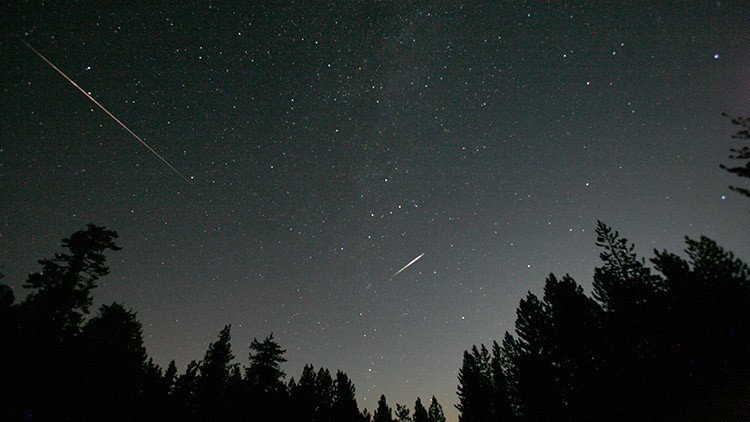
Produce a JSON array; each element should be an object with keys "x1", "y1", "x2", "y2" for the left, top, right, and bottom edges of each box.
[
  {"x1": 392, "y1": 253, "x2": 425, "y2": 278},
  {"x1": 22, "y1": 40, "x2": 190, "y2": 182}
]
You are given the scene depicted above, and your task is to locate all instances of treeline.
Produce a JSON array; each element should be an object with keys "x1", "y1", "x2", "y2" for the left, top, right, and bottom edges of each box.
[
  {"x1": 1, "y1": 220, "x2": 749, "y2": 421},
  {"x1": 0, "y1": 225, "x2": 447, "y2": 421},
  {"x1": 456, "y1": 222, "x2": 750, "y2": 420}
]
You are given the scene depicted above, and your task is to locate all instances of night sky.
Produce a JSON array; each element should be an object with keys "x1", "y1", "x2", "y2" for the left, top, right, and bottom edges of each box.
[{"x1": 2, "y1": 2, "x2": 749, "y2": 419}]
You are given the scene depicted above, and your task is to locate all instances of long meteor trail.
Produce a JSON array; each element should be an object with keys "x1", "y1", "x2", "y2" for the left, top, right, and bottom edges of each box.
[
  {"x1": 22, "y1": 40, "x2": 190, "y2": 182},
  {"x1": 392, "y1": 253, "x2": 425, "y2": 278}
]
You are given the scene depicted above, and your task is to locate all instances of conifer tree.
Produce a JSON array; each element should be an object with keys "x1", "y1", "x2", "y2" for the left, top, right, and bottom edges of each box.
[
  {"x1": 592, "y1": 221, "x2": 661, "y2": 312},
  {"x1": 165, "y1": 360, "x2": 178, "y2": 391},
  {"x1": 591, "y1": 222, "x2": 666, "y2": 417},
  {"x1": 0, "y1": 280, "x2": 13, "y2": 308},
  {"x1": 198, "y1": 325, "x2": 235, "y2": 420},
  {"x1": 246, "y1": 333, "x2": 287, "y2": 392},
  {"x1": 3, "y1": 225, "x2": 120, "y2": 420},
  {"x1": 395, "y1": 403, "x2": 411, "y2": 422},
  {"x1": 489, "y1": 341, "x2": 514, "y2": 419},
  {"x1": 412, "y1": 397, "x2": 428, "y2": 422},
  {"x1": 289, "y1": 365, "x2": 335, "y2": 420},
  {"x1": 720, "y1": 113, "x2": 750, "y2": 198},
  {"x1": 23, "y1": 224, "x2": 120, "y2": 335},
  {"x1": 225, "y1": 364, "x2": 245, "y2": 421},
  {"x1": 362, "y1": 408, "x2": 373, "y2": 422},
  {"x1": 456, "y1": 345, "x2": 493, "y2": 421},
  {"x1": 332, "y1": 371, "x2": 362, "y2": 422},
  {"x1": 427, "y1": 396, "x2": 446, "y2": 422},
  {"x1": 80, "y1": 302, "x2": 148, "y2": 421},
  {"x1": 245, "y1": 333, "x2": 288, "y2": 421},
  {"x1": 651, "y1": 236, "x2": 750, "y2": 416},
  {"x1": 141, "y1": 358, "x2": 175, "y2": 421},
  {"x1": 373, "y1": 394, "x2": 394, "y2": 422},
  {"x1": 173, "y1": 360, "x2": 200, "y2": 421},
  {"x1": 316, "y1": 367, "x2": 335, "y2": 420},
  {"x1": 539, "y1": 274, "x2": 604, "y2": 418},
  {"x1": 289, "y1": 364, "x2": 317, "y2": 420}
]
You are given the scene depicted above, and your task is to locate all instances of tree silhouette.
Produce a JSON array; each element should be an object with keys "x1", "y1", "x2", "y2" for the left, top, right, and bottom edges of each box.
[
  {"x1": 0, "y1": 270, "x2": 13, "y2": 308},
  {"x1": 513, "y1": 294, "x2": 558, "y2": 418},
  {"x1": 332, "y1": 370, "x2": 364, "y2": 422},
  {"x1": 1, "y1": 225, "x2": 421, "y2": 421},
  {"x1": 198, "y1": 325, "x2": 235, "y2": 420},
  {"x1": 288, "y1": 364, "x2": 336, "y2": 421},
  {"x1": 537, "y1": 274, "x2": 603, "y2": 418},
  {"x1": 412, "y1": 397, "x2": 428, "y2": 422},
  {"x1": 289, "y1": 364, "x2": 318, "y2": 420},
  {"x1": 455, "y1": 345, "x2": 493, "y2": 421},
  {"x1": 427, "y1": 396, "x2": 446, "y2": 422},
  {"x1": 315, "y1": 367, "x2": 335, "y2": 420},
  {"x1": 140, "y1": 358, "x2": 176, "y2": 421},
  {"x1": 245, "y1": 333, "x2": 288, "y2": 421},
  {"x1": 246, "y1": 333, "x2": 287, "y2": 391},
  {"x1": 591, "y1": 222, "x2": 668, "y2": 418},
  {"x1": 395, "y1": 403, "x2": 411, "y2": 422},
  {"x1": 489, "y1": 341, "x2": 514, "y2": 419},
  {"x1": 592, "y1": 221, "x2": 661, "y2": 312},
  {"x1": 652, "y1": 235, "x2": 750, "y2": 418},
  {"x1": 173, "y1": 360, "x2": 201, "y2": 420},
  {"x1": 79, "y1": 302, "x2": 148, "y2": 421},
  {"x1": 23, "y1": 224, "x2": 120, "y2": 335},
  {"x1": 1, "y1": 224, "x2": 120, "y2": 420},
  {"x1": 373, "y1": 394, "x2": 394, "y2": 422},
  {"x1": 720, "y1": 113, "x2": 750, "y2": 198},
  {"x1": 224, "y1": 363, "x2": 245, "y2": 421},
  {"x1": 362, "y1": 408, "x2": 373, "y2": 422},
  {"x1": 455, "y1": 222, "x2": 750, "y2": 420}
]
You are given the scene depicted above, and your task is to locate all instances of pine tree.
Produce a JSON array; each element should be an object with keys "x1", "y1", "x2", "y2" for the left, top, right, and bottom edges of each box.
[
  {"x1": 455, "y1": 345, "x2": 493, "y2": 421},
  {"x1": 245, "y1": 333, "x2": 288, "y2": 421},
  {"x1": 332, "y1": 371, "x2": 362, "y2": 422},
  {"x1": 592, "y1": 221, "x2": 661, "y2": 312},
  {"x1": 198, "y1": 325, "x2": 235, "y2": 420},
  {"x1": 591, "y1": 222, "x2": 666, "y2": 417},
  {"x1": 362, "y1": 408, "x2": 373, "y2": 422},
  {"x1": 289, "y1": 365, "x2": 317, "y2": 420},
  {"x1": 24, "y1": 224, "x2": 120, "y2": 335},
  {"x1": 489, "y1": 341, "x2": 514, "y2": 419},
  {"x1": 225, "y1": 364, "x2": 245, "y2": 421},
  {"x1": 173, "y1": 360, "x2": 201, "y2": 421},
  {"x1": 289, "y1": 365, "x2": 334, "y2": 421},
  {"x1": 162, "y1": 359, "x2": 179, "y2": 419},
  {"x1": 427, "y1": 396, "x2": 446, "y2": 422},
  {"x1": 165, "y1": 360, "x2": 178, "y2": 391},
  {"x1": 0, "y1": 280, "x2": 13, "y2": 308},
  {"x1": 507, "y1": 291, "x2": 560, "y2": 419},
  {"x1": 80, "y1": 302, "x2": 148, "y2": 421},
  {"x1": 651, "y1": 236, "x2": 750, "y2": 417},
  {"x1": 412, "y1": 397, "x2": 428, "y2": 422},
  {"x1": 316, "y1": 367, "x2": 335, "y2": 420},
  {"x1": 7, "y1": 225, "x2": 120, "y2": 419},
  {"x1": 373, "y1": 394, "x2": 393, "y2": 422},
  {"x1": 141, "y1": 358, "x2": 175, "y2": 421},
  {"x1": 395, "y1": 403, "x2": 411, "y2": 422},
  {"x1": 246, "y1": 333, "x2": 287, "y2": 392},
  {"x1": 720, "y1": 113, "x2": 750, "y2": 198}
]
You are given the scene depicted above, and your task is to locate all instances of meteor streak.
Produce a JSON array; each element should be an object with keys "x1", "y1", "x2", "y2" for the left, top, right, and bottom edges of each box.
[
  {"x1": 22, "y1": 40, "x2": 190, "y2": 182},
  {"x1": 392, "y1": 253, "x2": 425, "y2": 278}
]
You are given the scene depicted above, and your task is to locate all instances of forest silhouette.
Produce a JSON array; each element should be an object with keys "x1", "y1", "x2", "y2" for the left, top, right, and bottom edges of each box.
[
  {"x1": 452, "y1": 117, "x2": 750, "y2": 420},
  {"x1": 2, "y1": 221, "x2": 749, "y2": 421},
  {"x1": 1, "y1": 118, "x2": 749, "y2": 421},
  {"x1": 0, "y1": 225, "x2": 447, "y2": 421}
]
